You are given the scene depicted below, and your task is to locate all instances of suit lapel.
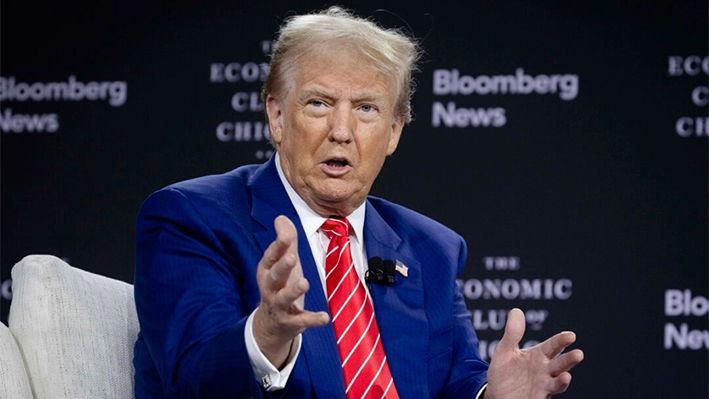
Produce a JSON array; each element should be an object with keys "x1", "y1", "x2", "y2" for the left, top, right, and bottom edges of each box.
[
  {"x1": 364, "y1": 201, "x2": 429, "y2": 398},
  {"x1": 250, "y1": 157, "x2": 347, "y2": 398}
]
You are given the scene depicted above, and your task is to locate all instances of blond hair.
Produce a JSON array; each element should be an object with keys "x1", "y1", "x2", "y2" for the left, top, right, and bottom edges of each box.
[{"x1": 263, "y1": 6, "x2": 420, "y2": 125}]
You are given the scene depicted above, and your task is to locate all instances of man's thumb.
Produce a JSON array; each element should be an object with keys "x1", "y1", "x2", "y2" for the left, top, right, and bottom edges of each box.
[{"x1": 497, "y1": 308, "x2": 525, "y2": 352}]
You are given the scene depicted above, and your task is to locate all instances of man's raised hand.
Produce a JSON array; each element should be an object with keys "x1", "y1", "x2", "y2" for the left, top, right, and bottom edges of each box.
[
  {"x1": 485, "y1": 308, "x2": 584, "y2": 399},
  {"x1": 252, "y1": 216, "x2": 329, "y2": 369}
]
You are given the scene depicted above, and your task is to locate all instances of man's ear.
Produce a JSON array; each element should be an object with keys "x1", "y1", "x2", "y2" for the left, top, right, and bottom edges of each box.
[
  {"x1": 386, "y1": 116, "x2": 404, "y2": 156},
  {"x1": 266, "y1": 94, "x2": 284, "y2": 145}
]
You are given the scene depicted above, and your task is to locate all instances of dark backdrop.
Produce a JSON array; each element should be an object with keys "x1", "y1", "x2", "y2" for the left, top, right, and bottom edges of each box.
[{"x1": 2, "y1": 1, "x2": 707, "y2": 397}]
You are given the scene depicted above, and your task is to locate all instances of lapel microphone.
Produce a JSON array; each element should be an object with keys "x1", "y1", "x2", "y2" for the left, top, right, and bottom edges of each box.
[{"x1": 366, "y1": 256, "x2": 397, "y2": 286}]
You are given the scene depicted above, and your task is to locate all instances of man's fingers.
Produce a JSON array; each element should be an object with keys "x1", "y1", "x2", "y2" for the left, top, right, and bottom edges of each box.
[
  {"x1": 256, "y1": 305, "x2": 329, "y2": 335},
  {"x1": 260, "y1": 216, "x2": 298, "y2": 269},
  {"x1": 274, "y1": 215, "x2": 298, "y2": 248},
  {"x1": 291, "y1": 310, "x2": 330, "y2": 329},
  {"x1": 548, "y1": 349, "x2": 584, "y2": 377},
  {"x1": 539, "y1": 331, "x2": 577, "y2": 358},
  {"x1": 545, "y1": 371, "x2": 572, "y2": 394},
  {"x1": 259, "y1": 215, "x2": 302, "y2": 294},
  {"x1": 264, "y1": 252, "x2": 297, "y2": 290},
  {"x1": 497, "y1": 308, "x2": 526, "y2": 352},
  {"x1": 276, "y1": 277, "x2": 309, "y2": 310}
]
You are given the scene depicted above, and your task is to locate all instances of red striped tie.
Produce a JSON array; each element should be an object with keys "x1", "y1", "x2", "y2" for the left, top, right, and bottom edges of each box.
[{"x1": 321, "y1": 218, "x2": 399, "y2": 399}]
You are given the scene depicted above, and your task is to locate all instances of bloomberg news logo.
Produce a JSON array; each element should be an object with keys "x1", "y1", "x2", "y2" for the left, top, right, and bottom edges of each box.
[
  {"x1": 431, "y1": 68, "x2": 579, "y2": 128},
  {"x1": 664, "y1": 289, "x2": 708, "y2": 350},
  {"x1": 0, "y1": 76, "x2": 128, "y2": 134}
]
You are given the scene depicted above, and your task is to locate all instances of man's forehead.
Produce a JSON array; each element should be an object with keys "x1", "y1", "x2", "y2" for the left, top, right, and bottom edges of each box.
[{"x1": 291, "y1": 48, "x2": 395, "y2": 90}]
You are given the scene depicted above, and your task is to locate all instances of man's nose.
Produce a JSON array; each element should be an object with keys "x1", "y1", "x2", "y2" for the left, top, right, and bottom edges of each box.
[{"x1": 328, "y1": 104, "x2": 355, "y2": 143}]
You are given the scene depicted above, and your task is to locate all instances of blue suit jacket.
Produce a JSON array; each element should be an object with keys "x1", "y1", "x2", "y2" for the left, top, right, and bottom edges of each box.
[{"x1": 133, "y1": 156, "x2": 488, "y2": 398}]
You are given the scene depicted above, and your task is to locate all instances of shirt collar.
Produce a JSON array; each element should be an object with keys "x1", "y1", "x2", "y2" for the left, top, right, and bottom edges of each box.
[{"x1": 274, "y1": 152, "x2": 365, "y2": 242}]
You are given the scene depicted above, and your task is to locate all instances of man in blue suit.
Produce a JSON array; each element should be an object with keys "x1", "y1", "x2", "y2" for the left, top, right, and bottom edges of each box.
[{"x1": 133, "y1": 7, "x2": 583, "y2": 399}]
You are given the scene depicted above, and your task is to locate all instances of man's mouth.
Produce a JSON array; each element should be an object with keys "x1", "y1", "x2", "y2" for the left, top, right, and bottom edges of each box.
[
  {"x1": 325, "y1": 159, "x2": 349, "y2": 168},
  {"x1": 321, "y1": 157, "x2": 352, "y2": 175}
]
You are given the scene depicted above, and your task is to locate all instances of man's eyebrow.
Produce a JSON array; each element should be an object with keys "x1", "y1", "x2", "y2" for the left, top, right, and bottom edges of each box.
[
  {"x1": 297, "y1": 86, "x2": 388, "y2": 105},
  {"x1": 297, "y1": 87, "x2": 335, "y2": 102},
  {"x1": 351, "y1": 91, "x2": 386, "y2": 104}
]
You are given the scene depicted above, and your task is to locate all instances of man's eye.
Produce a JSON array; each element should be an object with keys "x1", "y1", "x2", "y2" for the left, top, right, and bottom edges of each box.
[
  {"x1": 360, "y1": 104, "x2": 375, "y2": 112},
  {"x1": 309, "y1": 100, "x2": 324, "y2": 107}
]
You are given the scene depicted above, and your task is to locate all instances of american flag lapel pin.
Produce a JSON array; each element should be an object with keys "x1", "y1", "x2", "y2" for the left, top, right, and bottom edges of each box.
[{"x1": 395, "y1": 260, "x2": 408, "y2": 277}]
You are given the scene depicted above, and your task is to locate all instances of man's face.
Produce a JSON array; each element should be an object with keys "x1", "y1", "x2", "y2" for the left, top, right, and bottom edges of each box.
[{"x1": 266, "y1": 47, "x2": 404, "y2": 217}]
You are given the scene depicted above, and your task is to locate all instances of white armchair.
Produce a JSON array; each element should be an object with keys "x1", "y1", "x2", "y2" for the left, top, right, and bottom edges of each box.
[
  {"x1": 0, "y1": 321, "x2": 33, "y2": 398},
  {"x1": 3, "y1": 255, "x2": 139, "y2": 399}
]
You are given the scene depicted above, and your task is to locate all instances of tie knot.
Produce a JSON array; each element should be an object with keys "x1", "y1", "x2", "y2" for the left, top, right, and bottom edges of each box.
[{"x1": 321, "y1": 218, "x2": 351, "y2": 239}]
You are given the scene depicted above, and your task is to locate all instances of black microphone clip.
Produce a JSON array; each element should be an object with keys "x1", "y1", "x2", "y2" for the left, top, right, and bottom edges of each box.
[
  {"x1": 382, "y1": 259, "x2": 396, "y2": 285},
  {"x1": 366, "y1": 256, "x2": 396, "y2": 286}
]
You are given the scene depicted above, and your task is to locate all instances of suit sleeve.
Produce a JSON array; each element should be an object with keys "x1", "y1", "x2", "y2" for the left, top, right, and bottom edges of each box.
[
  {"x1": 134, "y1": 187, "x2": 268, "y2": 398},
  {"x1": 442, "y1": 236, "x2": 489, "y2": 397}
]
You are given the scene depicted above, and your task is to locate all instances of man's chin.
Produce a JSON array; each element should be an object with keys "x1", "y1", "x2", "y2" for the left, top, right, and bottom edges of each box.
[{"x1": 307, "y1": 189, "x2": 364, "y2": 217}]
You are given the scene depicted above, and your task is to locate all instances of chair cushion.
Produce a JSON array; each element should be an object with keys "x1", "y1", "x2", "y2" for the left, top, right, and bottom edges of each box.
[
  {"x1": 9, "y1": 255, "x2": 139, "y2": 399},
  {"x1": 0, "y1": 322, "x2": 33, "y2": 398}
]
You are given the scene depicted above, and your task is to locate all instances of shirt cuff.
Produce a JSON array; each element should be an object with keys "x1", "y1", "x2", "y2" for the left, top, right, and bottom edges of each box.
[
  {"x1": 245, "y1": 308, "x2": 303, "y2": 392},
  {"x1": 475, "y1": 383, "x2": 488, "y2": 399}
]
